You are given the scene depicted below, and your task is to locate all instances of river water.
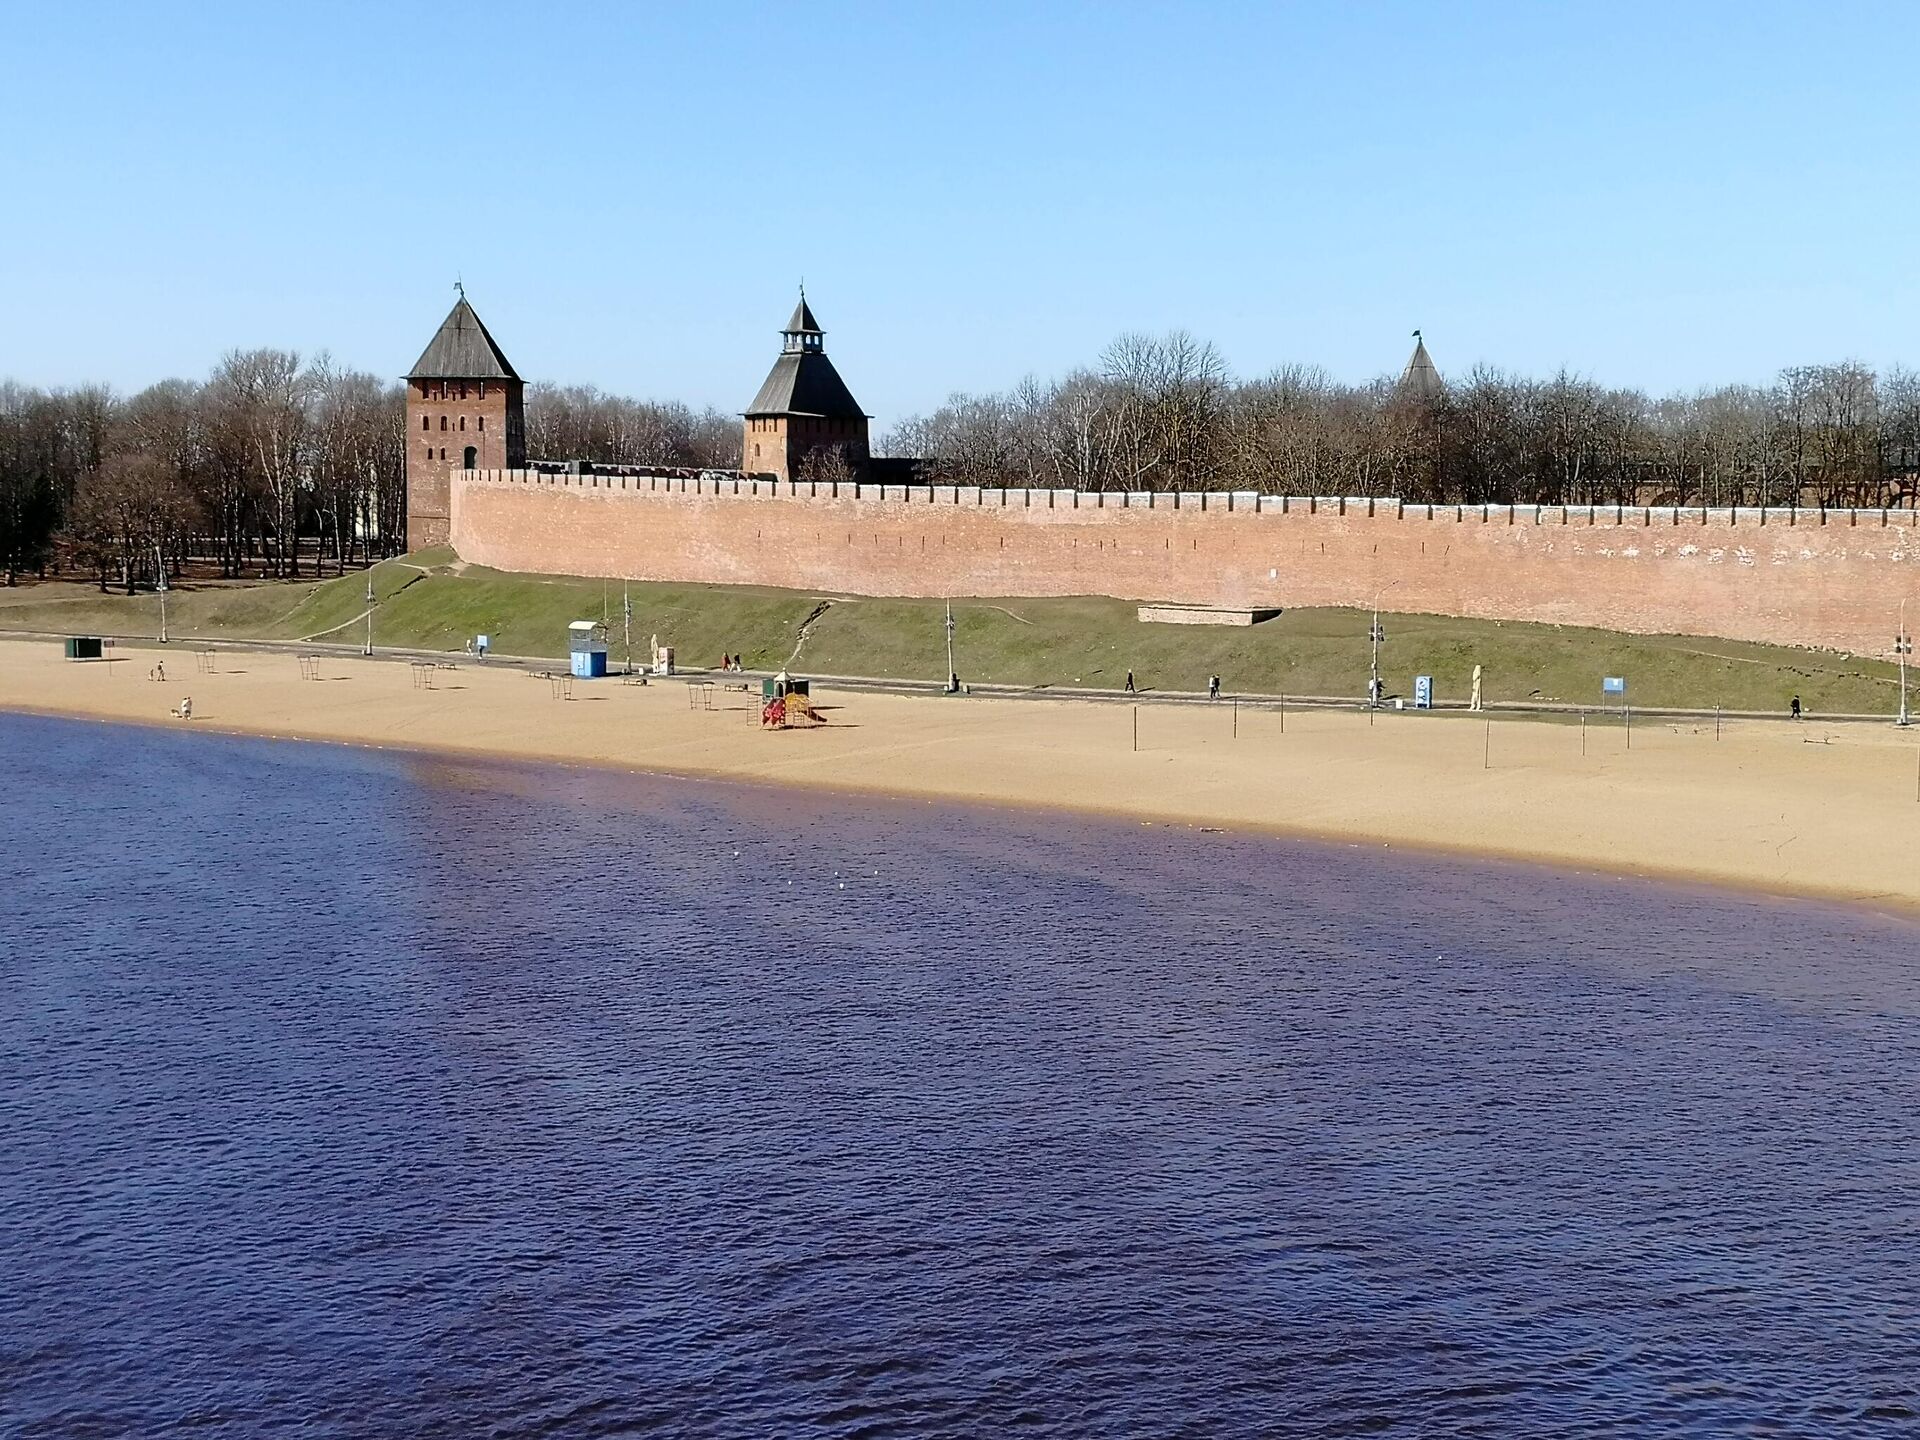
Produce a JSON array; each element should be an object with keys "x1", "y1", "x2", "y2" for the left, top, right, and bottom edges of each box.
[{"x1": 3, "y1": 712, "x2": 1918, "y2": 1436}]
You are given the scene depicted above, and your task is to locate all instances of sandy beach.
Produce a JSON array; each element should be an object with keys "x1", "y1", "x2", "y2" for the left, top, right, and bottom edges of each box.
[{"x1": 3, "y1": 636, "x2": 1916, "y2": 914}]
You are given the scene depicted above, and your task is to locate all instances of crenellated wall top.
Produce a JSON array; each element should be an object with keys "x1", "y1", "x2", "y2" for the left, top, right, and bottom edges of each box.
[{"x1": 456, "y1": 469, "x2": 1920, "y2": 528}]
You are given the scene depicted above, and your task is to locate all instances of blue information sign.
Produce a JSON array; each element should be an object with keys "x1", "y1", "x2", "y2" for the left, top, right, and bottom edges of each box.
[
  {"x1": 1414, "y1": 675, "x2": 1433, "y2": 709},
  {"x1": 1602, "y1": 676, "x2": 1626, "y2": 695}
]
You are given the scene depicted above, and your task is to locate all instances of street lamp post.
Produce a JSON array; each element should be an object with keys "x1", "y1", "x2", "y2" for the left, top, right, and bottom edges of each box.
[
  {"x1": 944, "y1": 600, "x2": 957, "y2": 692},
  {"x1": 363, "y1": 570, "x2": 376, "y2": 656},
  {"x1": 1898, "y1": 598, "x2": 1912, "y2": 728},
  {"x1": 1368, "y1": 600, "x2": 1386, "y2": 709},
  {"x1": 155, "y1": 544, "x2": 169, "y2": 644},
  {"x1": 1367, "y1": 581, "x2": 1402, "y2": 711}
]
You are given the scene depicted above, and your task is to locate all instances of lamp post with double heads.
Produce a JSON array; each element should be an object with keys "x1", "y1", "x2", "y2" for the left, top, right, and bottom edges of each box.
[
  {"x1": 944, "y1": 600, "x2": 957, "y2": 692},
  {"x1": 1897, "y1": 598, "x2": 1912, "y2": 728}
]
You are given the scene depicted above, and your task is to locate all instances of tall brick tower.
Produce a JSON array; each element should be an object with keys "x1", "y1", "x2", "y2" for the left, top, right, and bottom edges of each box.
[
  {"x1": 742, "y1": 292, "x2": 870, "y2": 482},
  {"x1": 405, "y1": 292, "x2": 525, "y2": 550}
]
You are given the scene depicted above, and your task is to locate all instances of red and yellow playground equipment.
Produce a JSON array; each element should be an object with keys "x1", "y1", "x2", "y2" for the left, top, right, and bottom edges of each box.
[{"x1": 760, "y1": 672, "x2": 819, "y2": 729}]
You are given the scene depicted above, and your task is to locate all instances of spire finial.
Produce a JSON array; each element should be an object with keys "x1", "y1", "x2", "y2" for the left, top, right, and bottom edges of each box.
[
  {"x1": 1412, "y1": 328, "x2": 1421, "y2": 339},
  {"x1": 455, "y1": 275, "x2": 466, "y2": 301}
]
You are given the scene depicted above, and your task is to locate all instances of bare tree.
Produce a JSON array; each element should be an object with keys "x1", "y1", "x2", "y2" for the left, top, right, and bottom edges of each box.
[
  {"x1": 206, "y1": 349, "x2": 311, "y2": 577},
  {"x1": 64, "y1": 452, "x2": 196, "y2": 593},
  {"x1": 1879, "y1": 367, "x2": 1920, "y2": 510},
  {"x1": 0, "y1": 384, "x2": 59, "y2": 585},
  {"x1": 796, "y1": 443, "x2": 859, "y2": 487},
  {"x1": 310, "y1": 364, "x2": 404, "y2": 570},
  {"x1": 1806, "y1": 361, "x2": 1879, "y2": 508}
]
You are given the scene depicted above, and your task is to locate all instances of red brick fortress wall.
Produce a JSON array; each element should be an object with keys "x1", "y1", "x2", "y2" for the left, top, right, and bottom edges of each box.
[{"x1": 448, "y1": 472, "x2": 1920, "y2": 654}]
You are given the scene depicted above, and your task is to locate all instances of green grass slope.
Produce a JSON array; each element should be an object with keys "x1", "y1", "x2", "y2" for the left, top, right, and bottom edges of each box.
[{"x1": 1, "y1": 554, "x2": 1905, "y2": 714}]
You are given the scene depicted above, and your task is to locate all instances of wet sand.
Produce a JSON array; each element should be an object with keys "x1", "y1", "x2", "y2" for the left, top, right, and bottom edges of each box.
[{"x1": 3, "y1": 637, "x2": 1916, "y2": 914}]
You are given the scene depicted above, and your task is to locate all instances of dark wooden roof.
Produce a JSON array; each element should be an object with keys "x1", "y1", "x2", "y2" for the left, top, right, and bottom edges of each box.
[
  {"x1": 786, "y1": 296, "x2": 822, "y2": 334},
  {"x1": 747, "y1": 298, "x2": 865, "y2": 418},
  {"x1": 407, "y1": 298, "x2": 520, "y2": 381},
  {"x1": 1399, "y1": 334, "x2": 1442, "y2": 401},
  {"x1": 745, "y1": 351, "x2": 867, "y2": 419}
]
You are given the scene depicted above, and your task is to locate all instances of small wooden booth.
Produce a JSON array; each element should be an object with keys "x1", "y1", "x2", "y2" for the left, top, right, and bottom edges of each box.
[{"x1": 568, "y1": 620, "x2": 609, "y2": 679}]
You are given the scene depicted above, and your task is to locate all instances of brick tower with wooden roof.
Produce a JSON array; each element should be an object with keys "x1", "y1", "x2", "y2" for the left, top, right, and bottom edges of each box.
[
  {"x1": 405, "y1": 292, "x2": 526, "y2": 549},
  {"x1": 742, "y1": 292, "x2": 870, "y2": 482}
]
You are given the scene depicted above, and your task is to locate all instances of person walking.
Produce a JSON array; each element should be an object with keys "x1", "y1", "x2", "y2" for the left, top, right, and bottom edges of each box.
[
  {"x1": 1208, "y1": 674, "x2": 1221, "y2": 701},
  {"x1": 1125, "y1": 669, "x2": 1136, "y2": 694},
  {"x1": 1790, "y1": 694, "x2": 1802, "y2": 720}
]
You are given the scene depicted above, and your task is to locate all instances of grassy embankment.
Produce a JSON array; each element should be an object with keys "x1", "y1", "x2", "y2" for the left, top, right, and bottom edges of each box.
[{"x1": 0, "y1": 547, "x2": 1903, "y2": 713}]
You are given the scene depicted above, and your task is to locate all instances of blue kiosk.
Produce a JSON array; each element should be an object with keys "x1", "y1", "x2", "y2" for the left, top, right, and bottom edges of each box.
[{"x1": 568, "y1": 620, "x2": 609, "y2": 679}]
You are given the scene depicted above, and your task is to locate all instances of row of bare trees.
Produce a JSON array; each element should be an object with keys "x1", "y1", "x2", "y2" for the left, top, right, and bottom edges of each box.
[
  {"x1": 525, "y1": 384, "x2": 739, "y2": 470},
  {"x1": 0, "y1": 364, "x2": 744, "y2": 592},
  {"x1": 880, "y1": 334, "x2": 1920, "y2": 509},
  {"x1": 0, "y1": 352, "x2": 408, "y2": 591}
]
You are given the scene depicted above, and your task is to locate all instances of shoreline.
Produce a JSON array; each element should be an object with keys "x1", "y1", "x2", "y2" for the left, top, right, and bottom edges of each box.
[{"x1": 4, "y1": 638, "x2": 1918, "y2": 919}]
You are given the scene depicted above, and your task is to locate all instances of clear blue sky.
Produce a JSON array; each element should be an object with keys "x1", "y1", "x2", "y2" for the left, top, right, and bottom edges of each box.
[{"x1": 6, "y1": 1, "x2": 1916, "y2": 428}]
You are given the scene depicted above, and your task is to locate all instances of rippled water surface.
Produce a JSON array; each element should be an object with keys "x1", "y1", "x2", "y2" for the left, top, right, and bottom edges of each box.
[{"x1": 4, "y1": 713, "x2": 1920, "y2": 1436}]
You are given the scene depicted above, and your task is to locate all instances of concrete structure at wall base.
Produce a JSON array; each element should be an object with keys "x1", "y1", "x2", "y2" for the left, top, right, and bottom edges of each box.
[
  {"x1": 445, "y1": 471, "x2": 1920, "y2": 657},
  {"x1": 1138, "y1": 605, "x2": 1283, "y2": 626}
]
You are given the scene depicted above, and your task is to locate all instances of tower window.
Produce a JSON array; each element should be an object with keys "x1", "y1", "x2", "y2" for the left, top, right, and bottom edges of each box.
[
  {"x1": 460, "y1": 416, "x2": 467, "y2": 431},
  {"x1": 479, "y1": 382, "x2": 486, "y2": 399},
  {"x1": 425, "y1": 444, "x2": 433, "y2": 459},
  {"x1": 478, "y1": 416, "x2": 486, "y2": 431},
  {"x1": 459, "y1": 384, "x2": 468, "y2": 400},
  {"x1": 440, "y1": 416, "x2": 448, "y2": 431},
  {"x1": 422, "y1": 416, "x2": 429, "y2": 431},
  {"x1": 440, "y1": 448, "x2": 447, "y2": 460}
]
